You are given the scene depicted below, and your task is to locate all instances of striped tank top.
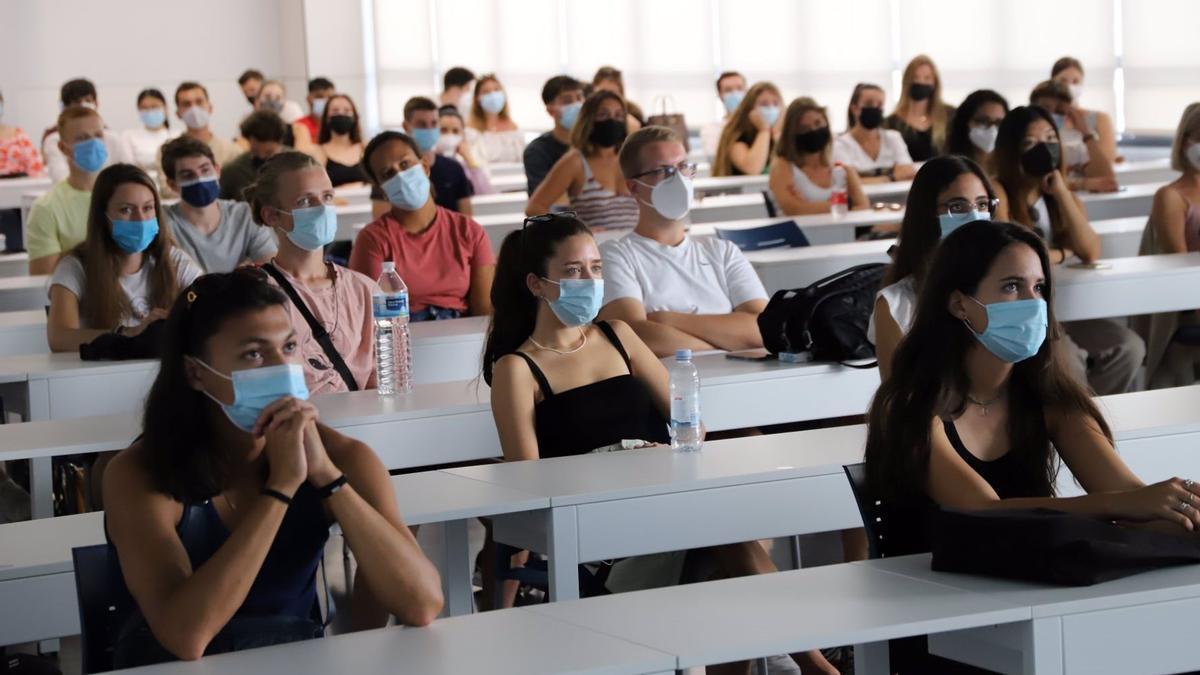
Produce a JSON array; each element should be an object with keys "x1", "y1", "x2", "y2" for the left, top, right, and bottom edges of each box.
[{"x1": 570, "y1": 154, "x2": 640, "y2": 231}]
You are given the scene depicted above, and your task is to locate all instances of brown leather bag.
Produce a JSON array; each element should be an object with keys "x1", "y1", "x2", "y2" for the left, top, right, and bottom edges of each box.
[{"x1": 646, "y1": 96, "x2": 690, "y2": 152}]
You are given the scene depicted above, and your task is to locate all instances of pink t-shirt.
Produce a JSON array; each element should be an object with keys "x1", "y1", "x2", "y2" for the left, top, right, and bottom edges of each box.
[
  {"x1": 268, "y1": 262, "x2": 377, "y2": 396},
  {"x1": 349, "y1": 206, "x2": 494, "y2": 312}
]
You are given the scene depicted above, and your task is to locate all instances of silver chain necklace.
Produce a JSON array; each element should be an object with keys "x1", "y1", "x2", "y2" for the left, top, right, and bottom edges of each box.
[
  {"x1": 965, "y1": 392, "x2": 1005, "y2": 416},
  {"x1": 529, "y1": 328, "x2": 587, "y2": 355}
]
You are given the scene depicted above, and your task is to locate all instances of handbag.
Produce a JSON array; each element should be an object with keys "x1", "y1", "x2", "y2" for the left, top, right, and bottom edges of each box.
[
  {"x1": 931, "y1": 507, "x2": 1200, "y2": 586},
  {"x1": 646, "y1": 96, "x2": 690, "y2": 152},
  {"x1": 756, "y1": 263, "x2": 885, "y2": 363},
  {"x1": 261, "y1": 263, "x2": 360, "y2": 392}
]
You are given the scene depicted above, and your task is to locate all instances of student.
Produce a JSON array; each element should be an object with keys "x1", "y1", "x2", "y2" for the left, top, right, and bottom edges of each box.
[
  {"x1": 47, "y1": 163, "x2": 201, "y2": 353},
  {"x1": 992, "y1": 105, "x2": 1144, "y2": 395},
  {"x1": 770, "y1": 97, "x2": 868, "y2": 216},
  {"x1": 123, "y1": 88, "x2": 176, "y2": 172},
  {"x1": 885, "y1": 55, "x2": 956, "y2": 161},
  {"x1": 834, "y1": 83, "x2": 916, "y2": 182},
  {"x1": 599, "y1": 126, "x2": 768, "y2": 357},
  {"x1": 869, "y1": 156, "x2": 997, "y2": 379},
  {"x1": 353, "y1": 131, "x2": 494, "y2": 321},
  {"x1": 102, "y1": 268, "x2": 441, "y2": 666},
  {"x1": 246, "y1": 152, "x2": 377, "y2": 394},
  {"x1": 173, "y1": 82, "x2": 242, "y2": 169},
  {"x1": 865, "y1": 219, "x2": 1198, "y2": 673},
  {"x1": 437, "y1": 105, "x2": 494, "y2": 195},
  {"x1": 526, "y1": 91, "x2": 639, "y2": 231},
  {"x1": 592, "y1": 66, "x2": 644, "y2": 133},
  {"x1": 711, "y1": 81, "x2": 783, "y2": 177},
  {"x1": 1137, "y1": 103, "x2": 1200, "y2": 388},
  {"x1": 42, "y1": 79, "x2": 133, "y2": 182},
  {"x1": 27, "y1": 106, "x2": 108, "y2": 274},
  {"x1": 0, "y1": 88, "x2": 45, "y2": 178},
  {"x1": 700, "y1": 71, "x2": 747, "y2": 161},
  {"x1": 523, "y1": 75, "x2": 585, "y2": 195},
  {"x1": 944, "y1": 89, "x2": 1009, "y2": 171},
  {"x1": 1029, "y1": 80, "x2": 1118, "y2": 193},
  {"x1": 221, "y1": 111, "x2": 290, "y2": 202},
  {"x1": 247, "y1": 80, "x2": 313, "y2": 154},
  {"x1": 238, "y1": 69, "x2": 265, "y2": 107},
  {"x1": 1050, "y1": 56, "x2": 1118, "y2": 164},
  {"x1": 160, "y1": 136, "x2": 277, "y2": 273},
  {"x1": 297, "y1": 77, "x2": 335, "y2": 142},
  {"x1": 439, "y1": 66, "x2": 476, "y2": 111},
  {"x1": 315, "y1": 94, "x2": 366, "y2": 187},
  {"x1": 393, "y1": 97, "x2": 474, "y2": 215},
  {"x1": 483, "y1": 212, "x2": 837, "y2": 675},
  {"x1": 467, "y1": 74, "x2": 524, "y2": 164}
]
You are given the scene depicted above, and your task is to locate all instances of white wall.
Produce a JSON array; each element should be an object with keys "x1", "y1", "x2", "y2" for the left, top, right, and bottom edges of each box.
[{"x1": 0, "y1": 0, "x2": 308, "y2": 146}]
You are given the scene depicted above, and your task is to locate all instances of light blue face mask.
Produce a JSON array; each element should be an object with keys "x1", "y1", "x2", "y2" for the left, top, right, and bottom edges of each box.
[
  {"x1": 758, "y1": 105, "x2": 781, "y2": 127},
  {"x1": 382, "y1": 164, "x2": 431, "y2": 211},
  {"x1": 72, "y1": 137, "x2": 108, "y2": 173},
  {"x1": 411, "y1": 127, "x2": 440, "y2": 154},
  {"x1": 282, "y1": 204, "x2": 338, "y2": 251},
  {"x1": 139, "y1": 108, "x2": 166, "y2": 129},
  {"x1": 542, "y1": 278, "x2": 604, "y2": 327},
  {"x1": 111, "y1": 217, "x2": 159, "y2": 253},
  {"x1": 311, "y1": 97, "x2": 327, "y2": 119},
  {"x1": 559, "y1": 101, "x2": 582, "y2": 130},
  {"x1": 938, "y1": 209, "x2": 990, "y2": 238},
  {"x1": 965, "y1": 296, "x2": 1048, "y2": 363},
  {"x1": 722, "y1": 91, "x2": 745, "y2": 114},
  {"x1": 479, "y1": 90, "x2": 507, "y2": 114},
  {"x1": 191, "y1": 360, "x2": 310, "y2": 433},
  {"x1": 1051, "y1": 113, "x2": 1067, "y2": 130}
]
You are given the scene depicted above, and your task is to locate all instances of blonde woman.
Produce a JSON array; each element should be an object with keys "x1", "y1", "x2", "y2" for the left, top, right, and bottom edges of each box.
[
  {"x1": 885, "y1": 55, "x2": 956, "y2": 161},
  {"x1": 712, "y1": 82, "x2": 784, "y2": 177},
  {"x1": 468, "y1": 74, "x2": 525, "y2": 164}
]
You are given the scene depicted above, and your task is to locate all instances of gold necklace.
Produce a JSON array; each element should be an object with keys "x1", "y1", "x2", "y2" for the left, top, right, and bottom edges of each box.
[
  {"x1": 965, "y1": 392, "x2": 1004, "y2": 416},
  {"x1": 529, "y1": 328, "x2": 587, "y2": 355}
]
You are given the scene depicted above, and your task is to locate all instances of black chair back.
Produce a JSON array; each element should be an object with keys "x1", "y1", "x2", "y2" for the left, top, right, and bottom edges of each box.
[
  {"x1": 72, "y1": 544, "x2": 132, "y2": 674},
  {"x1": 843, "y1": 462, "x2": 885, "y2": 559}
]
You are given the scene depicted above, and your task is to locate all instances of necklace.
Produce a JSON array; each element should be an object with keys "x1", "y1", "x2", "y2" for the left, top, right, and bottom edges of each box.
[
  {"x1": 529, "y1": 328, "x2": 587, "y2": 355},
  {"x1": 965, "y1": 392, "x2": 1005, "y2": 416}
]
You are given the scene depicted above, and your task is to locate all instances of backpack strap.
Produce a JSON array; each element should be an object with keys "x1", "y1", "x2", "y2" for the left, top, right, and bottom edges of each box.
[{"x1": 261, "y1": 263, "x2": 359, "y2": 392}]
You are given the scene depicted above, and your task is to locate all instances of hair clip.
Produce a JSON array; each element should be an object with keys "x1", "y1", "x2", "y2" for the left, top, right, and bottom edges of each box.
[{"x1": 186, "y1": 290, "x2": 198, "y2": 305}]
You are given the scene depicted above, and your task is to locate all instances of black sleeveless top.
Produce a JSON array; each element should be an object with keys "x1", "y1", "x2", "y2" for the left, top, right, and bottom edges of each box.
[
  {"x1": 512, "y1": 321, "x2": 670, "y2": 459},
  {"x1": 325, "y1": 158, "x2": 366, "y2": 187}
]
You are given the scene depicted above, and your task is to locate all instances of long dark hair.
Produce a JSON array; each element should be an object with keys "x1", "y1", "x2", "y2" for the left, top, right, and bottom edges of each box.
[
  {"x1": 993, "y1": 106, "x2": 1068, "y2": 245},
  {"x1": 317, "y1": 93, "x2": 362, "y2": 144},
  {"x1": 136, "y1": 88, "x2": 169, "y2": 129},
  {"x1": 886, "y1": 156, "x2": 996, "y2": 289},
  {"x1": 141, "y1": 268, "x2": 290, "y2": 503},
  {"x1": 482, "y1": 213, "x2": 592, "y2": 385},
  {"x1": 846, "y1": 83, "x2": 884, "y2": 130},
  {"x1": 945, "y1": 89, "x2": 1009, "y2": 160},
  {"x1": 865, "y1": 220, "x2": 1111, "y2": 503}
]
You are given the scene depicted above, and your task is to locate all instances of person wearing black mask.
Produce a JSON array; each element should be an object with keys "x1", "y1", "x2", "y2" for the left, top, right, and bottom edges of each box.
[
  {"x1": 526, "y1": 90, "x2": 639, "y2": 231},
  {"x1": 834, "y1": 83, "x2": 917, "y2": 183},
  {"x1": 771, "y1": 97, "x2": 868, "y2": 216},
  {"x1": 885, "y1": 55, "x2": 956, "y2": 161},
  {"x1": 992, "y1": 105, "x2": 1145, "y2": 396},
  {"x1": 220, "y1": 111, "x2": 291, "y2": 202},
  {"x1": 315, "y1": 94, "x2": 366, "y2": 187}
]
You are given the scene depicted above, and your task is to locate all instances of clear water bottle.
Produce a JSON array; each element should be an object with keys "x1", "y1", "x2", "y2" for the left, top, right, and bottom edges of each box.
[
  {"x1": 830, "y1": 163, "x2": 848, "y2": 218},
  {"x1": 669, "y1": 349, "x2": 703, "y2": 452},
  {"x1": 373, "y1": 262, "x2": 412, "y2": 395}
]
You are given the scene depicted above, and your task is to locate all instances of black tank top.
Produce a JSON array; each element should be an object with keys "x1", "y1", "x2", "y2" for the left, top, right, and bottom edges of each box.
[
  {"x1": 325, "y1": 158, "x2": 366, "y2": 187},
  {"x1": 512, "y1": 321, "x2": 670, "y2": 459}
]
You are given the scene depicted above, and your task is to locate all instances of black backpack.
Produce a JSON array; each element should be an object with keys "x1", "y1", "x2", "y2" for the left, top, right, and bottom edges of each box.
[{"x1": 757, "y1": 263, "x2": 886, "y2": 363}]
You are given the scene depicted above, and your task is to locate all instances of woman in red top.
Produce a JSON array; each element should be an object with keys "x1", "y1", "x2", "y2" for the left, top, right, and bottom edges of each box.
[
  {"x1": 352, "y1": 131, "x2": 494, "y2": 321},
  {"x1": 0, "y1": 89, "x2": 45, "y2": 177}
]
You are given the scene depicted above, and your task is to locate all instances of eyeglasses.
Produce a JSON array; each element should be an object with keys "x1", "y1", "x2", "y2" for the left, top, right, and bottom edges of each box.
[
  {"x1": 523, "y1": 211, "x2": 578, "y2": 231},
  {"x1": 939, "y1": 197, "x2": 999, "y2": 215},
  {"x1": 631, "y1": 161, "x2": 698, "y2": 182}
]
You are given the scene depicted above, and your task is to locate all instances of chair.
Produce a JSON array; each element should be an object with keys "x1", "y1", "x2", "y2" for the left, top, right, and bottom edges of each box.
[
  {"x1": 842, "y1": 463, "x2": 885, "y2": 559},
  {"x1": 72, "y1": 544, "x2": 133, "y2": 674},
  {"x1": 761, "y1": 190, "x2": 778, "y2": 218},
  {"x1": 493, "y1": 542, "x2": 609, "y2": 608},
  {"x1": 714, "y1": 220, "x2": 810, "y2": 252}
]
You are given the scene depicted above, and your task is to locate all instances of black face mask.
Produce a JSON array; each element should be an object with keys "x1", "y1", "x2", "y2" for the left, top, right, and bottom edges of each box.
[
  {"x1": 909, "y1": 83, "x2": 934, "y2": 102},
  {"x1": 858, "y1": 107, "x2": 884, "y2": 129},
  {"x1": 589, "y1": 119, "x2": 626, "y2": 148},
  {"x1": 327, "y1": 115, "x2": 356, "y2": 136},
  {"x1": 1020, "y1": 141, "x2": 1061, "y2": 177},
  {"x1": 251, "y1": 156, "x2": 267, "y2": 170},
  {"x1": 794, "y1": 126, "x2": 831, "y2": 154}
]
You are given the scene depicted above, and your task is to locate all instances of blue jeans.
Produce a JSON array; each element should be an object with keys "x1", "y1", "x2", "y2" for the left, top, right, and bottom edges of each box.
[{"x1": 410, "y1": 306, "x2": 463, "y2": 322}]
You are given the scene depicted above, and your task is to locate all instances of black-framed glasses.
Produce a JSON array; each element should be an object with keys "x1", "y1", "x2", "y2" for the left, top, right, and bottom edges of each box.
[
  {"x1": 939, "y1": 197, "x2": 999, "y2": 216},
  {"x1": 631, "y1": 161, "x2": 698, "y2": 181}
]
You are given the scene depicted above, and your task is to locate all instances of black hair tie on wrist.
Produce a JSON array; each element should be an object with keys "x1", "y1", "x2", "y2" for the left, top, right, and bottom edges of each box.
[
  {"x1": 317, "y1": 474, "x2": 348, "y2": 499},
  {"x1": 260, "y1": 488, "x2": 293, "y2": 505}
]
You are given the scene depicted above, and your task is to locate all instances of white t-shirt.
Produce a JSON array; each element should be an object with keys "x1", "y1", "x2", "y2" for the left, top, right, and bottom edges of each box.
[
  {"x1": 43, "y1": 129, "x2": 134, "y2": 183},
  {"x1": 49, "y1": 247, "x2": 202, "y2": 328},
  {"x1": 601, "y1": 232, "x2": 768, "y2": 314},
  {"x1": 121, "y1": 125, "x2": 179, "y2": 172},
  {"x1": 832, "y1": 130, "x2": 912, "y2": 175},
  {"x1": 867, "y1": 275, "x2": 916, "y2": 344},
  {"x1": 477, "y1": 129, "x2": 526, "y2": 165}
]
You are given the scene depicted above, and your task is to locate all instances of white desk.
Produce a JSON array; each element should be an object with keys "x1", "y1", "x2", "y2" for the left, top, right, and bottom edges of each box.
[
  {"x1": 0, "y1": 309, "x2": 48, "y2": 356},
  {"x1": 0, "y1": 253, "x2": 28, "y2": 278},
  {"x1": 0, "y1": 275, "x2": 46, "y2": 312},
  {"x1": 1079, "y1": 182, "x2": 1157, "y2": 221},
  {"x1": 489, "y1": 172, "x2": 526, "y2": 194},
  {"x1": 0, "y1": 177, "x2": 51, "y2": 210},
  {"x1": 1055, "y1": 252, "x2": 1200, "y2": 322},
  {"x1": 105, "y1": 605, "x2": 676, "y2": 675}
]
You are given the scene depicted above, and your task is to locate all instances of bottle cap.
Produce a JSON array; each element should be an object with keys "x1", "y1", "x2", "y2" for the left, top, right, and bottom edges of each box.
[
  {"x1": 382, "y1": 261, "x2": 396, "y2": 272},
  {"x1": 675, "y1": 348, "x2": 692, "y2": 361}
]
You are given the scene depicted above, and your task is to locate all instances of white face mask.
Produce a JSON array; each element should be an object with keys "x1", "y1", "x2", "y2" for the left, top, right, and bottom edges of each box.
[
  {"x1": 181, "y1": 105, "x2": 210, "y2": 130},
  {"x1": 1067, "y1": 83, "x2": 1083, "y2": 103},
  {"x1": 1187, "y1": 142, "x2": 1200, "y2": 172},
  {"x1": 636, "y1": 171, "x2": 693, "y2": 221},
  {"x1": 968, "y1": 125, "x2": 998, "y2": 153},
  {"x1": 436, "y1": 133, "x2": 463, "y2": 156}
]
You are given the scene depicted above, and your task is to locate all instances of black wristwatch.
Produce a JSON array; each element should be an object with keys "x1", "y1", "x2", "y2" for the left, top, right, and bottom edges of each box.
[{"x1": 317, "y1": 474, "x2": 348, "y2": 499}]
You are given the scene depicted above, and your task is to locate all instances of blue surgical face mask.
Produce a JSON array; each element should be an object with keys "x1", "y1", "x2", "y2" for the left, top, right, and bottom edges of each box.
[
  {"x1": 479, "y1": 90, "x2": 507, "y2": 114},
  {"x1": 179, "y1": 177, "x2": 220, "y2": 208},
  {"x1": 110, "y1": 217, "x2": 159, "y2": 253},
  {"x1": 758, "y1": 105, "x2": 781, "y2": 128},
  {"x1": 542, "y1": 278, "x2": 604, "y2": 327},
  {"x1": 311, "y1": 97, "x2": 327, "y2": 119},
  {"x1": 411, "y1": 127, "x2": 440, "y2": 154},
  {"x1": 382, "y1": 164, "x2": 431, "y2": 211},
  {"x1": 559, "y1": 101, "x2": 582, "y2": 130},
  {"x1": 72, "y1": 137, "x2": 108, "y2": 173},
  {"x1": 1051, "y1": 113, "x2": 1066, "y2": 130},
  {"x1": 964, "y1": 296, "x2": 1048, "y2": 363},
  {"x1": 938, "y1": 209, "x2": 990, "y2": 238},
  {"x1": 722, "y1": 91, "x2": 745, "y2": 115},
  {"x1": 191, "y1": 360, "x2": 309, "y2": 433},
  {"x1": 282, "y1": 204, "x2": 338, "y2": 251},
  {"x1": 139, "y1": 108, "x2": 166, "y2": 129}
]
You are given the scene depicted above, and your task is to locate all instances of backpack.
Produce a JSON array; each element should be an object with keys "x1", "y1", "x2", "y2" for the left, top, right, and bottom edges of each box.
[{"x1": 756, "y1": 263, "x2": 886, "y2": 363}]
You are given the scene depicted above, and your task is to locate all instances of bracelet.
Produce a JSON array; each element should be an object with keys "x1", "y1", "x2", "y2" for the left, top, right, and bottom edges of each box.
[
  {"x1": 317, "y1": 474, "x2": 348, "y2": 499},
  {"x1": 260, "y1": 488, "x2": 293, "y2": 505}
]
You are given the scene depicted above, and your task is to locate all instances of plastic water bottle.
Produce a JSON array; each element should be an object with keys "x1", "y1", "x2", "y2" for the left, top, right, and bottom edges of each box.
[
  {"x1": 373, "y1": 262, "x2": 412, "y2": 395},
  {"x1": 669, "y1": 349, "x2": 703, "y2": 452},
  {"x1": 830, "y1": 163, "x2": 848, "y2": 218}
]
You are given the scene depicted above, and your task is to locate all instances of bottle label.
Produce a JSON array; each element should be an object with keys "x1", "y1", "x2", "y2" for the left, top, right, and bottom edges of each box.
[
  {"x1": 373, "y1": 291, "x2": 409, "y2": 319},
  {"x1": 830, "y1": 190, "x2": 848, "y2": 205},
  {"x1": 670, "y1": 395, "x2": 701, "y2": 426}
]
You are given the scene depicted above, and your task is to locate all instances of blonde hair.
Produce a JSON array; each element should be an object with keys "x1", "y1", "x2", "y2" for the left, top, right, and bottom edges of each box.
[
  {"x1": 892, "y1": 55, "x2": 951, "y2": 152},
  {"x1": 1170, "y1": 103, "x2": 1200, "y2": 173},
  {"x1": 775, "y1": 97, "x2": 832, "y2": 168},
  {"x1": 713, "y1": 81, "x2": 782, "y2": 177},
  {"x1": 618, "y1": 125, "x2": 680, "y2": 180},
  {"x1": 569, "y1": 90, "x2": 626, "y2": 157},
  {"x1": 57, "y1": 105, "x2": 101, "y2": 137},
  {"x1": 469, "y1": 74, "x2": 512, "y2": 131},
  {"x1": 245, "y1": 151, "x2": 322, "y2": 224}
]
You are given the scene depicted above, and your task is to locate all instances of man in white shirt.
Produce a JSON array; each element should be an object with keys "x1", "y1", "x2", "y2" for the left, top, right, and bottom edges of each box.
[
  {"x1": 700, "y1": 71, "x2": 746, "y2": 162},
  {"x1": 42, "y1": 78, "x2": 132, "y2": 182},
  {"x1": 599, "y1": 125, "x2": 768, "y2": 357}
]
